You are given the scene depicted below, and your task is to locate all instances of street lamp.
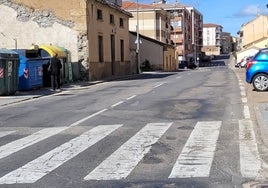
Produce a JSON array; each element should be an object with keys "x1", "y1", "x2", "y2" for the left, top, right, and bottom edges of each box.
[{"x1": 136, "y1": 0, "x2": 141, "y2": 74}]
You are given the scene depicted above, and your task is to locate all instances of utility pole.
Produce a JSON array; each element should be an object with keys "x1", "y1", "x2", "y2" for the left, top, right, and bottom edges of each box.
[{"x1": 136, "y1": 0, "x2": 141, "y2": 74}]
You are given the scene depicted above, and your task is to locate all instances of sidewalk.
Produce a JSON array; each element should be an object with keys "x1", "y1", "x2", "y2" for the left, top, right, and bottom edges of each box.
[
  {"x1": 0, "y1": 73, "x2": 144, "y2": 107},
  {"x1": 0, "y1": 79, "x2": 106, "y2": 107}
]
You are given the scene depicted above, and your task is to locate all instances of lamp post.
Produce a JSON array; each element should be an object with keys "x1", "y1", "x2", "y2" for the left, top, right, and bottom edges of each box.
[{"x1": 136, "y1": 0, "x2": 141, "y2": 74}]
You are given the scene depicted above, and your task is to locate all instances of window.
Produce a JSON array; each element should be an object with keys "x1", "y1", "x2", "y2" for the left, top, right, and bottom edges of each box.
[
  {"x1": 110, "y1": 14, "x2": 114, "y2": 24},
  {"x1": 120, "y1": 39, "x2": 124, "y2": 62},
  {"x1": 119, "y1": 18, "x2": 124, "y2": 27},
  {"x1": 97, "y1": 9, "x2": 103, "y2": 20},
  {"x1": 171, "y1": 20, "x2": 182, "y2": 29},
  {"x1": 98, "y1": 35, "x2": 104, "y2": 62}
]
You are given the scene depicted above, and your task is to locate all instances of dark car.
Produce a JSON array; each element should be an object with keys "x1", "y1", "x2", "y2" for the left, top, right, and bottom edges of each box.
[{"x1": 246, "y1": 48, "x2": 268, "y2": 91}]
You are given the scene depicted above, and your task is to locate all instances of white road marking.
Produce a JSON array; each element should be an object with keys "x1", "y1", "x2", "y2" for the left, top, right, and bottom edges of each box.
[
  {"x1": 169, "y1": 121, "x2": 221, "y2": 178},
  {"x1": 111, "y1": 101, "x2": 124, "y2": 108},
  {"x1": 0, "y1": 127, "x2": 67, "y2": 160},
  {"x1": 242, "y1": 97, "x2": 247, "y2": 103},
  {"x1": 127, "y1": 95, "x2": 136, "y2": 100},
  {"x1": 244, "y1": 105, "x2": 250, "y2": 119},
  {"x1": 153, "y1": 83, "x2": 164, "y2": 88},
  {"x1": 0, "y1": 131, "x2": 15, "y2": 138},
  {"x1": 84, "y1": 122, "x2": 172, "y2": 180},
  {"x1": 69, "y1": 109, "x2": 107, "y2": 127},
  {"x1": 239, "y1": 120, "x2": 261, "y2": 178},
  {"x1": 0, "y1": 124, "x2": 122, "y2": 184}
]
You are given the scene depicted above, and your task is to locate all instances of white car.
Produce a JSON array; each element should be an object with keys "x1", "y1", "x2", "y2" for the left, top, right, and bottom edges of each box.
[{"x1": 235, "y1": 56, "x2": 253, "y2": 68}]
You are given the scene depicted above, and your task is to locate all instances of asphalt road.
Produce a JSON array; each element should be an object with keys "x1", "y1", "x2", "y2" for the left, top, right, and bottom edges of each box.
[{"x1": 0, "y1": 56, "x2": 266, "y2": 188}]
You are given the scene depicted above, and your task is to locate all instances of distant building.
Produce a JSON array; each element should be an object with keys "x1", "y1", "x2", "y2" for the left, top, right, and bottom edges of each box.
[
  {"x1": 202, "y1": 23, "x2": 222, "y2": 55},
  {"x1": 153, "y1": 0, "x2": 203, "y2": 63},
  {"x1": 221, "y1": 32, "x2": 232, "y2": 54},
  {"x1": 122, "y1": 1, "x2": 172, "y2": 44}
]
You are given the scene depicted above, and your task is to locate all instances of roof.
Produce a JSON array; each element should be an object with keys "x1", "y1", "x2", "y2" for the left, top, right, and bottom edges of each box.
[
  {"x1": 97, "y1": 0, "x2": 132, "y2": 17},
  {"x1": 153, "y1": 2, "x2": 188, "y2": 9},
  {"x1": 129, "y1": 31, "x2": 174, "y2": 48},
  {"x1": 203, "y1": 23, "x2": 222, "y2": 28},
  {"x1": 122, "y1": 1, "x2": 156, "y2": 10}
]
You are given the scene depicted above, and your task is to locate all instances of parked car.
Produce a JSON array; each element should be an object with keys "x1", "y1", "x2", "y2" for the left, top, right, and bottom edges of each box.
[
  {"x1": 246, "y1": 48, "x2": 268, "y2": 91},
  {"x1": 235, "y1": 56, "x2": 253, "y2": 68}
]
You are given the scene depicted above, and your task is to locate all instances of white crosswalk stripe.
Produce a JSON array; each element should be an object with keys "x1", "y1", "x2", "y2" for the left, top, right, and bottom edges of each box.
[
  {"x1": 0, "y1": 120, "x2": 261, "y2": 184},
  {"x1": 84, "y1": 122, "x2": 172, "y2": 180},
  {"x1": 0, "y1": 131, "x2": 16, "y2": 139},
  {"x1": 0, "y1": 127, "x2": 68, "y2": 160},
  {"x1": 0, "y1": 124, "x2": 122, "y2": 184},
  {"x1": 169, "y1": 121, "x2": 221, "y2": 178}
]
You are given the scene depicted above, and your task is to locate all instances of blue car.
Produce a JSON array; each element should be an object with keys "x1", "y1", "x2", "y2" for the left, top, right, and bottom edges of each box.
[{"x1": 246, "y1": 48, "x2": 268, "y2": 91}]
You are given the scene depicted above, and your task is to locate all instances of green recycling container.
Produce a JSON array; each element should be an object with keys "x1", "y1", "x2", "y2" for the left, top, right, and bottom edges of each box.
[{"x1": 0, "y1": 49, "x2": 20, "y2": 95}]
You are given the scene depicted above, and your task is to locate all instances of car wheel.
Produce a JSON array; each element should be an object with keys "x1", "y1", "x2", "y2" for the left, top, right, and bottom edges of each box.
[{"x1": 252, "y1": 73, "x2": 268, "y2": 91}]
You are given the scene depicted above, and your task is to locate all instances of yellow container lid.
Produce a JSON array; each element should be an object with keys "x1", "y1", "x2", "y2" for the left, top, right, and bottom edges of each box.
[{"x1": 30, "y1": 45, "x2": 67, "y2": 58}]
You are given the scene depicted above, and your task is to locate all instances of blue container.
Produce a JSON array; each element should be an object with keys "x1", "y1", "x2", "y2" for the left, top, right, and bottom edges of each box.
[{"x1": 15, "y1": 50, "x2": 44, "y2": 90}]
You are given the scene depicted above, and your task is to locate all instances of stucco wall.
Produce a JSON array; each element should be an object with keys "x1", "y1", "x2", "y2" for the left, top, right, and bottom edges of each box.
[
  {"x1": 130, "y1": 33, "x2": 164, "y2": 70},
  {"x1": 242, "y1": 15, "x2": 268, "y2": 47},
  {"x1": 0, "y1": 0, "x2": 90, "y2": 80},
  {"x1": 0, "y1": 5, "x2": 78, "y2": 58},
  {"x1": 87, "y1": 0, "x2": 133, "y2": 80}
]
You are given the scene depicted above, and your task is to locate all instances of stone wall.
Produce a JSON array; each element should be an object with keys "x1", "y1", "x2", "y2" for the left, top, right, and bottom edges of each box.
[{"x1": 0, "y1": 0, "x2": 89, "y2": 80}]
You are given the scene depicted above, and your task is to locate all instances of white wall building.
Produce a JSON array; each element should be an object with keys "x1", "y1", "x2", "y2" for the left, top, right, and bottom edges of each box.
[{"x1": 202, "y1": 23, "x2": 222, "y2": 55}]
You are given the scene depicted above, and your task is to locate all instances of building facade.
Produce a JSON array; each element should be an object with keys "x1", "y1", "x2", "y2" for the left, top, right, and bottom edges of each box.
[
  {"x1": 129, "y1": 31, "x2": 176, "y2": 71},
  {"x1": 87, "y1": 0, "x2": 133, "y2": 80},
  {"x1": 153, "y1": 1, "x2": 203, "y2": 64},
  {"x1": 221, "y1": 32, "x2": 232, "y2": 54},
  {"x1": 202, "y1": 23, "x2": 222, "y2": 56},
  {"x1": 122, "y1": 1, "x2": 172, "y2": 44},
  {"x1": 238, "y1": 14, "x2": 268, "y2": 50},
  {"x1": 0, "y1": 0, "x2": 134, "y2": 81}
]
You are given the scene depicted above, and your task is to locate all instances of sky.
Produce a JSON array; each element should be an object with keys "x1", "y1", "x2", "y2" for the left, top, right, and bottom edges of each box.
[{"x1": 136, "y1": 0, "x2": 268, "y2": 36}]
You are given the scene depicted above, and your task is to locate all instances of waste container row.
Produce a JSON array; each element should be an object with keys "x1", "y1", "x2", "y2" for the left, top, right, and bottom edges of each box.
[{"x1": 0, "y1": 46, "x2": 73, "y2": 95}]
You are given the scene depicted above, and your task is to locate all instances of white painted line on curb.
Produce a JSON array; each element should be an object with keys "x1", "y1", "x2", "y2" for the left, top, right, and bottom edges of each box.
[
  {"x1": 84, "y1": 122, "x2": 172, "y2": 180},
  {"x1": 241, "y1": 90, "x2": 246, "y2": 97},
  {"x1": 239, "y1": 120, "x2": 262, "y2": 178},
  {"x1": 169, "y1": 121, "x2": 221, "y2": 178},
  {"x1": 242, "y1": 97, "x2": 247, "y2": 103},
  {"x1": 111, "y1": 101, "x2": 124, "y2": 108},
  {"x1": 69, "y1": 109, "x2": 108, "y2": 127},
  {"x1": 0, "y1": 124, "x2": 122, "y2": 184},
  {"x1": 244, "y1": 105, "x2": 250, "y2": 119},
  {"x1": 0, "y1": 127, "x2": 68, "y2": 160}
]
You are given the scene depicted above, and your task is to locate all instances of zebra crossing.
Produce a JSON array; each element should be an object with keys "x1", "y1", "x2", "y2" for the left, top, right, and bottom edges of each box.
[{"x1": 0, "y1": 120, "x2": 262, "y2": 185}]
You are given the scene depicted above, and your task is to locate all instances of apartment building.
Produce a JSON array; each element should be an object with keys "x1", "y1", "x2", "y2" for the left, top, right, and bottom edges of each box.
[
  {"x1": 122, "y1": 1, "x2": 172, "y2": 44},
  {"x1": 122, "y1": 1, "x2": 176, "y2": 71},
  {"x1": 221, "y1": 32, "x2": 232, "y2": 54},
  {"x1": 0, "y1": 0, "x2": 133, "y2": 81},
  {"x1": 153, "y1": 0, "x2": 203, "y2": 63},
  {"x1": 202, "y1": 23, "x2": 222, "y2": 56}
]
